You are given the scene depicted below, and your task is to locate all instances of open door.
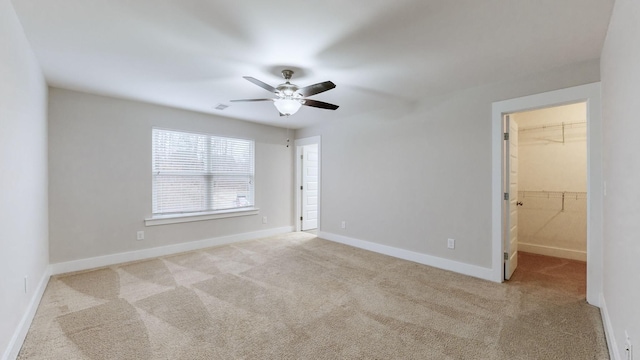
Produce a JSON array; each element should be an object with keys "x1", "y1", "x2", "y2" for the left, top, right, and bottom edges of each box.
[
  {"x1": 504, "y1": 115, "x2": 519, "y2": 280},
  {"x1": 301, "y1": 144, "x2": 318, "y2": 231}
]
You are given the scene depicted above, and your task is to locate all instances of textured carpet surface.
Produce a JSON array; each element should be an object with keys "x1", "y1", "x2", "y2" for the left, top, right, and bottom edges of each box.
[{"x1": 18, "y1": 233, "x2": 608, "y2": 359}]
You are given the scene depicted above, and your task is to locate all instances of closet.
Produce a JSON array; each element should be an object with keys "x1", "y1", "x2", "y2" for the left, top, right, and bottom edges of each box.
[{"x1": 512, "y1": 103, "x2": 587, "y2": 261}]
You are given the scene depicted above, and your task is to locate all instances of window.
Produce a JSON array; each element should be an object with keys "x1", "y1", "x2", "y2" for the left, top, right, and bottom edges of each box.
[{"x1": 152, "y1": 128, "x2": 255, "y2": 216}]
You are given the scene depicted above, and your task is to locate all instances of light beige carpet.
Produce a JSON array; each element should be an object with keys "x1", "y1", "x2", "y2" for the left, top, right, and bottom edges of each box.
[{"x1": 18, "y1": 233, "x2": 608, "y2": 359}]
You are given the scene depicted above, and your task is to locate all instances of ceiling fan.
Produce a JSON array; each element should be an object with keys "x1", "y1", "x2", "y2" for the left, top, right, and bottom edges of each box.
[{"x1": 231, "y1": 69, "x2": 339, "y2": 116}]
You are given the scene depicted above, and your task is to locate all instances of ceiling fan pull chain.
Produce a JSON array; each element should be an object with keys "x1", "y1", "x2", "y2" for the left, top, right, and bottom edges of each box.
[{"x1": 286, "y1": 128, "x2": 290, "y2": 148}]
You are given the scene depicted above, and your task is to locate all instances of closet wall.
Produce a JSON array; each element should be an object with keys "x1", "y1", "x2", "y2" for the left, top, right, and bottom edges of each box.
[{"x1": 512, "y1": 103, "x2": 587, "y2": 261}]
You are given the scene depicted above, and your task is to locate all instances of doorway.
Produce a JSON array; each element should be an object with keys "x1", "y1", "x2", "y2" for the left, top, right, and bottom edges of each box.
[
  {"x1": 491, "y1": 83, "x2": 603, "y2": 306},
  {"x1": 504, "y1": 103, "x2": 588, "y2": 296},
  {"x1": 295, "y1": 136, "x2": 321, "y2": 232}
]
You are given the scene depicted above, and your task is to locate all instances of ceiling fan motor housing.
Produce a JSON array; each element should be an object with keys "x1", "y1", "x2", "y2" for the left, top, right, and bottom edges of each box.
[
  {"x1": 277, "y1": 70, "x2": 301, "y2": 98},
  {"x1": 277, "y1": 83, "x2": 301, "y2": 98}
]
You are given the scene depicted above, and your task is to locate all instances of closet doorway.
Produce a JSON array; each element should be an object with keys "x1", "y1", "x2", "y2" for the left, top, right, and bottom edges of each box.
[
  {"x1": 507, "y1": 103, "x2": 588, "y2": 297},
  {"x1": 492, "y1": 82, "x2": 602, "y2": 306}
]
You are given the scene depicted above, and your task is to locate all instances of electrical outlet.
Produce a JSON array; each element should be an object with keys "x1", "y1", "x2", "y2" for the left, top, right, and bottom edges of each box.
[
  {"x1": 447, "y1": 238, "x2": 455, "y2": 249},
  {"x1": 625, "y1": 331, "x2": 633, "y2": 360},
  {"x1": 341, "y1": 221, "x2": 346, "y2": 229},
  {"x1": 136, "y1": 231, "x2": 144, "y2": 241},
  {"x1": 262, "y1": 216, "x2": 268, "y2": 224}
]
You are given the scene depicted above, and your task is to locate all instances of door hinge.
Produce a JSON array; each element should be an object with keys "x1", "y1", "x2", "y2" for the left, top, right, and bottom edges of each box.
[
  {"x1": 504, "y1": 132, "x2": 509, "y2": 141},
  {"x1": 300, "y1": 185, "x2": 303, "y2": 190},
  {"x1": 504, "y1": 192, "x2": 509, "y2": 200},
  {"x1": 300, "y1": 216, "x2": 303, "y2": 221},
  {"x1": 301, "y1": 154, "x2": 303, "y2": 160},
  {"x1": 504, "y1": 252, "x2": 508, "y2": 260}
]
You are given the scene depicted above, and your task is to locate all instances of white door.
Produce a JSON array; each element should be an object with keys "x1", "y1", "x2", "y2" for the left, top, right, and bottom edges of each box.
[
  {"x1": 505, "y1": 115, "x2": 519, "y2": 279},
  {"x1": 301, "y1": 144, "x2": 318, "y2": 230}
]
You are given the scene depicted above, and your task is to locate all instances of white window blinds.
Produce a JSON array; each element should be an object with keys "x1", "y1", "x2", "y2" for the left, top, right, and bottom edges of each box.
[{"x1": 152, "y1": 128, "x2": 255, "y2": 215}]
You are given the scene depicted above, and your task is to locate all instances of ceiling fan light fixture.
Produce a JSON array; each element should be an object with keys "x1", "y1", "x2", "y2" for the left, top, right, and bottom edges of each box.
[{"x1": 274, "y1": 98, "x2": 302, "y2": 116}]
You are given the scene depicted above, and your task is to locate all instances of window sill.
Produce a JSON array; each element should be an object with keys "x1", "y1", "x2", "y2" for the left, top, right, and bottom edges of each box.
[{"x1": 145, "y1": 207, "x2": 260, "y2": 226}]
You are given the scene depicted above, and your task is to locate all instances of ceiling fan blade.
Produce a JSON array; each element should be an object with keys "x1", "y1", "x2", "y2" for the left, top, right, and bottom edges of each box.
[
  {"x1": 302, "y1": 99, "x2": 339, "y2": 110},
  {"x1": 243, "y1": 76, "x2": 277, "y2": 93},
  {"x1": 230, "y1": 98, "x2": 273, "y2": 102},
  {"x1": 298, "y1": 81, "x2": 336, "y2": 97}
]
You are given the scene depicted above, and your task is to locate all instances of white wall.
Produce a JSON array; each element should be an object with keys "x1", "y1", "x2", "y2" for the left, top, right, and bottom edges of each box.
[
  {"x1": 297, "y1": 60, "x2": 600, "y2": 273},
  {"x1": 48, "y1": 88, "x2": 293, "y2": 264},
  {"x1": 513, "y1": 103, "x2": 587, "y2": 260},
  {"x1": 0, "y1": 0, "x2": 49, "y2": 358},
  {"x1": 600, "y1": 0, "x2": 640, "y2": 358}
]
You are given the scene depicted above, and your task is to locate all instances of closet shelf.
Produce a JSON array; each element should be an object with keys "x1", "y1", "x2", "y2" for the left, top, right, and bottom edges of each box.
[
  {"x1": 518, "y1": 121, "x2": 586, "y2": 144},
  {"x1": 518, "y1": 121, "x2": 586, "y2": 132},
  {"x1": 518, "y1": 190, "x2": 587, "y2": 199},
  {"x1": 517, "y1": 190, "x2": 586, "y2": 212}
]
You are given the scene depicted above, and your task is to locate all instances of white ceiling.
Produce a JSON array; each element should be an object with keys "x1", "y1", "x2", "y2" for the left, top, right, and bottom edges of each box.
[{"x1": 11, "y1": 0, "x2": 614, "y2": 129}]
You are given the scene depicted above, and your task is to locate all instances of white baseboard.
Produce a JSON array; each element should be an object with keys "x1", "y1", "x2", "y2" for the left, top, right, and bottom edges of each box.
[
  {"x1": 3, "y1": 268, "x2": 51, "y2": 360},
  {"x1": 518, "y1": 242, "x2": 587, "y2": 262},
  {"x1": 50, "y1": 226, "x2": 294, "y2": 275},
  {"x1": 600, "y1": 294, "x2": 620, "y2": 360},
  {"x1": 318, "y1": 231, "x2": 494, "y2": 282}
]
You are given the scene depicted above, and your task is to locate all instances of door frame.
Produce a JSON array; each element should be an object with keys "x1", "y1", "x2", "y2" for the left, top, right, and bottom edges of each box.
[
  {"x1": 491, "y1": 82, "x2": 603, "y2": 306},
  {"x1": 295, "y1": 136, "x2": 321, "y2": 232}
]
